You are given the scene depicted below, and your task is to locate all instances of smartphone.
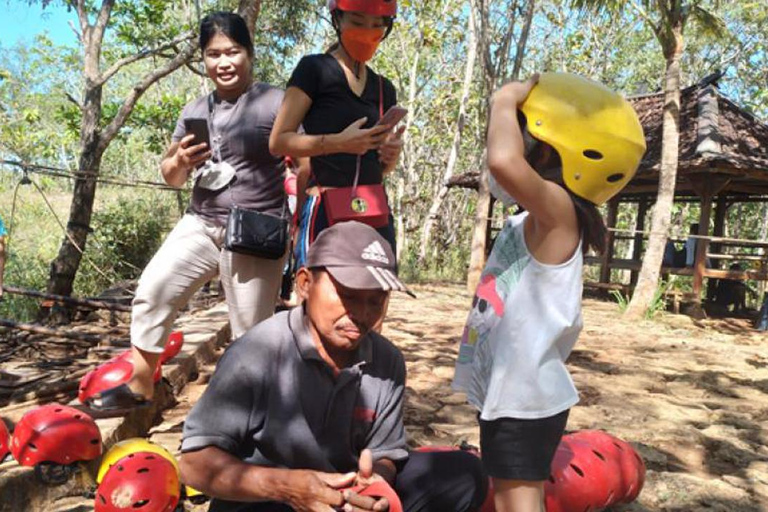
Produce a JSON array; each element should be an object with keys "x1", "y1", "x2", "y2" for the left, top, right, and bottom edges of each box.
[
  {"x1": 376, "y1": 106, "x2": 408, "y2": 128},
  {"x1": 184, "y1": 118, "x2": 211, "y2": 148}
]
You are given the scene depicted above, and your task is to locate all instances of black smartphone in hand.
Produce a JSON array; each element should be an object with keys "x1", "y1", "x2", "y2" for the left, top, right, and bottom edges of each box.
[{"x1": 184, "y1": 118, "x2": 211, "y2": 148}]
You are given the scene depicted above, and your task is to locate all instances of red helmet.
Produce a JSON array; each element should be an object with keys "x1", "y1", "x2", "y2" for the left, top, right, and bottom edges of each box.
[
  {"x1": 328, "y1": 0, "x2": 397, "y2": 17},
  {"x1": 10, "y1": 404, "x2": 102, "y2": 467},
  {"x1": 545, "y1": 436, "x2": 620, "y2": 512},
  {"x1": 159, "y1": 330, "x2": 184, "y2": 365},
  {"x1": 79, "y1": 351, "x2": 161, "y2": 404},
  {"x1": 568, "y1": 430, "x2": 646, "y2": 504},
  {"x1": 0, "y1": 420, "x2": 10, "y2": 461},
  {"x1": 95, "y1": 451, "x2": 180, "y2": 512}
]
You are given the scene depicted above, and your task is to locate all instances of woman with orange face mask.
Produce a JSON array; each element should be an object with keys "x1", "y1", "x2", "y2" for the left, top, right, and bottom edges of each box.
[{"x1": 270, "y1": 0, "x2": 405, "y2": 269}]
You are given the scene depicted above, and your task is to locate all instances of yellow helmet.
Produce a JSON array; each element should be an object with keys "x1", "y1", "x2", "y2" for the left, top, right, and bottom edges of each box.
[
  {"x1": 520, "y1": 72, "x2": 646, "y2": 205},
  {"x1": 97, "y1": 437, "x2": 206, "y2": 501},
  {"x1": 97, "y1": 438, "x2": 179, "y2": 483}
]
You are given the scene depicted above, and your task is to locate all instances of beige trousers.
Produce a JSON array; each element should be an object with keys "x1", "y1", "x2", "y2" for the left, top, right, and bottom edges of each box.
[{"x1": 131, "y1": 214, "x2": 284, "y2": 353}]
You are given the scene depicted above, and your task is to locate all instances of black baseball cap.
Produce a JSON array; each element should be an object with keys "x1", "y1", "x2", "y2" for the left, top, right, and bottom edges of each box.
[{"x1": 306, "y1": 221, "x2": 415, "y2": 297}]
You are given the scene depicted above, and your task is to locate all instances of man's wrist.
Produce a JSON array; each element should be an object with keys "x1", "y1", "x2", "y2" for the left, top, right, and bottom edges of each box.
[{"x1": 264, "y1": 467, "x2": 295, "y2": 503}]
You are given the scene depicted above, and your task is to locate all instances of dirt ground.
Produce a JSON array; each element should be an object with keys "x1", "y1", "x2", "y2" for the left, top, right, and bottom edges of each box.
[
  {"x1": 34, "y1": 283, "x2": 768, "y2": 511},
  {"x1": 385, "y1": 283, "x2": 768, "y2": 512}
]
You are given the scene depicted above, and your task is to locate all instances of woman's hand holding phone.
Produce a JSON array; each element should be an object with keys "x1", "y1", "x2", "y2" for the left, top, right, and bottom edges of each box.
[
  {"x1": 336, "y1": 117, "x2": 392, "y2": 155},
  {"x1": 176, "y1": 134, "x2": 212, "y2": 173},
  {"x1": 378, "y1": 126, "x2": 405, "y2": 169}
]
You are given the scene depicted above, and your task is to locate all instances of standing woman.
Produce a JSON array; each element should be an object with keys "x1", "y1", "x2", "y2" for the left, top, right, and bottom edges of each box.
[
  {"x1": 270, "y1": 0, "x2": 405, "y2": 268},
  {"x1": 87, "y1": 12, "x2": 288, "y2": 412}
]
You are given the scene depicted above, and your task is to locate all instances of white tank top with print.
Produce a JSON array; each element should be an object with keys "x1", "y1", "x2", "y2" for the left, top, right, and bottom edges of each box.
[{"x1": 453, "y1": 211, "x2": 582, "y2": 420}]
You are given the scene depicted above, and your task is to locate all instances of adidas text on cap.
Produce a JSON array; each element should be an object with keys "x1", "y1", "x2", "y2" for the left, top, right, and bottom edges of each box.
[{"x1": 305, "y1": 221, "x2": 415, "y2": 297}]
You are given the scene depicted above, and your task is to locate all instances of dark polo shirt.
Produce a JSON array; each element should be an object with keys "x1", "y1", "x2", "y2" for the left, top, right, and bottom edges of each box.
[{"x1": 181, "y1": 307, "x2": 408, "y2": 511}]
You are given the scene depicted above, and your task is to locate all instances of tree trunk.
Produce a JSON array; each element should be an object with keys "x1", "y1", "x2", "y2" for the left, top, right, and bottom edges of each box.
[
  {"x1": 624, "y1": 26, "x2": 683, "y2": 319},
  {"x1": 238, "y1": 0, "x2": 262, "y2": 38},
  {"x1": 47, "y1": 0, "x2": 109, "y2": 300},
  {"x1": 468, "y1": 159, "x2": 493, "y2": 292},
  {"x1": 419, "y1": 7, "x2": 478, "y2": 262}
]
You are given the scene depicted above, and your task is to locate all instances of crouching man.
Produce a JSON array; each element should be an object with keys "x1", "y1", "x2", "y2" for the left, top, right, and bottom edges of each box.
[{"x1": 180, "y1": 221, "x2": 488, "y2": 512}]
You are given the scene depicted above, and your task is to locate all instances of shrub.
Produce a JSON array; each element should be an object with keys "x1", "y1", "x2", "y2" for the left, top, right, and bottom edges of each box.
[{"x1": 74, "y1": 196, "x2": 174, "y2": 297}]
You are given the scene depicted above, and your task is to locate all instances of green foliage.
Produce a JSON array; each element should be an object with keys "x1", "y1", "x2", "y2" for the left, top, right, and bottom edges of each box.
[
  {"x1": 74, "y1": 195, "x2": 173, "y2": 296},
  {"x1": 611, "y1": 279, "x2": 672, "y2": 319},
  {"x1": 610, "y1": 289, "x2": 630, "y2": 312},
  {"x1": 0, "y1": 250, "x2": 50, "y2": 322},
  {"x1": 646, "y1": 279, "x2": 673, "y2": 319}
]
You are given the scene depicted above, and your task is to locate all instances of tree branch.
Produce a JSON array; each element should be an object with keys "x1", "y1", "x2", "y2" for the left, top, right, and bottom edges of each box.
[
  {"x1": 511, "y1": 0, "x2": 536, "y2": 80},
  {"x1": 98, "y1": 42, "x2": 197, "y2": 154},
  {"x1": 628, "y1": 0, "x2": 656, "y2": 32},
  {"x1": 237, "y1": 0, "x2": 263, "y2": 39},
  {"x1": 95, "y1": 32, "x2": 195, "y2": 87},
  {"x1": 67, "y1": 19, "x2": 83, "y2": 44},
  {"x1": 184, "y1": 62, "x2": 207, "y2": 78},
  {"x1": 73, "y1": 0, "x2": 88, "y2": 37},
  {"x1": 92, "y1": 0, "x2": 115, "y2": 46},
  {"x1": 65, "y1": 92, "x2": 82, "y2": 109}
]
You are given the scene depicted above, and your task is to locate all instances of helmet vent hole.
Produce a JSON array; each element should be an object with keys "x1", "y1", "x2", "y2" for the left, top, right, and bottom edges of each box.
[
  {"x1": 570, "y1": 464, "x2": 584, "y2": 477},
  {"x1": 607, "y1": 173, "x2": 625, "y2": 183},
  {"x1": 146, "y1": 455, "x2": 156, "y2": 460},
  {"x1": 137, "y1": 467, "x2": 150, "y2": 474},
  {"x1": 548, "y1": 475, "x2": 555, "y2": 484},
  {"x1": 54, "y1": 408, "x2": 63, "y2": 413},
  {"x1": 635, "y1": 453, "x2": 642, "y2": 462},
  {"x1": 73, "y1": 414, "x2": 82, "y2": 419},
  {"x1": 98, "y1": 494, "x2": 107, "y2": 504},
  {"x1": 118, "y1": 465, "x2": 124, "y2": 472},
  {"x1": 28, "y1": 443, "x2": 38, "y2": 451},
  {"x1": 583, "y1": 150, "x2": 603, "y2": 160},
  {"x1": 133, "y1": 499, "x2": 150, "y2": 508},
  {"x1": 90, "y1": 439, "x2": 100, "y2": 445},
  {"x1": 613, "y1": 442, "x2": 624, "y2": 451},
  {"x1": 592, "y1": 449, "x2": 605, "y2": 461}
]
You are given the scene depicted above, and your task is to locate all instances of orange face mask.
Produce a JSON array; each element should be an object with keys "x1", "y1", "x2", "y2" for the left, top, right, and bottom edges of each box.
[{"x1": 341, "y1": 27, "x2": 386, "y2": 62}]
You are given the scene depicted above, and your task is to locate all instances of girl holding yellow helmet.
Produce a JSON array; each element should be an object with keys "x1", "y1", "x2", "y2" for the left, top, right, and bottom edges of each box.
[{"x1": 453, "y1": 72, "x2": 646, "y2": 512}]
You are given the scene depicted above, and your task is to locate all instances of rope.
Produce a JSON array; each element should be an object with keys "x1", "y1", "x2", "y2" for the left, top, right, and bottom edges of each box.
[
  {"x1": 0, "y1": 160, "x2": 182, "y2": 191},
  {"x1": 25, "y1": 176, "x2": 120, "y2": 285}
]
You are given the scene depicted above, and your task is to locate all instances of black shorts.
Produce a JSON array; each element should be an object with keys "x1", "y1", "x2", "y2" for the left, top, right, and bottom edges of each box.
[{"x1": 479, "y1": 409, "x2": 569, "y2": 481}]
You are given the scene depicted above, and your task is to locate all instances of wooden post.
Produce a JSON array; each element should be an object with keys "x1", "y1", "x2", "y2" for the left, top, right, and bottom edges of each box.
[
  {"x1": 707, "y1": 197, "x2": 730, "y2": 300},
  {"x1": 630, "y1": 199, "x2": 649, "y2": 287},
  {"x1": 600, "y1": 199, "x2": 620, "y2": 284},
  {"x1": 692, "y1": 195, "x2": 713, "y2": 299},
  {"x1": 689, "y1": 175, "x2": 731, "y2": 302}
]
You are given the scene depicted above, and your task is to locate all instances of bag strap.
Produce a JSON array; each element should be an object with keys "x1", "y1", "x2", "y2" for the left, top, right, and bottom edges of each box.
[{"x1": 212, "y1": 91, "x2": 288, "y2": 220}]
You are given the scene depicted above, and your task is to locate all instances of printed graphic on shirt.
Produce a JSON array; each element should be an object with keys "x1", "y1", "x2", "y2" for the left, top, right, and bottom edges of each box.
[{"x1": 453, "y1": 218, "x2": 530, "y2": 391}]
